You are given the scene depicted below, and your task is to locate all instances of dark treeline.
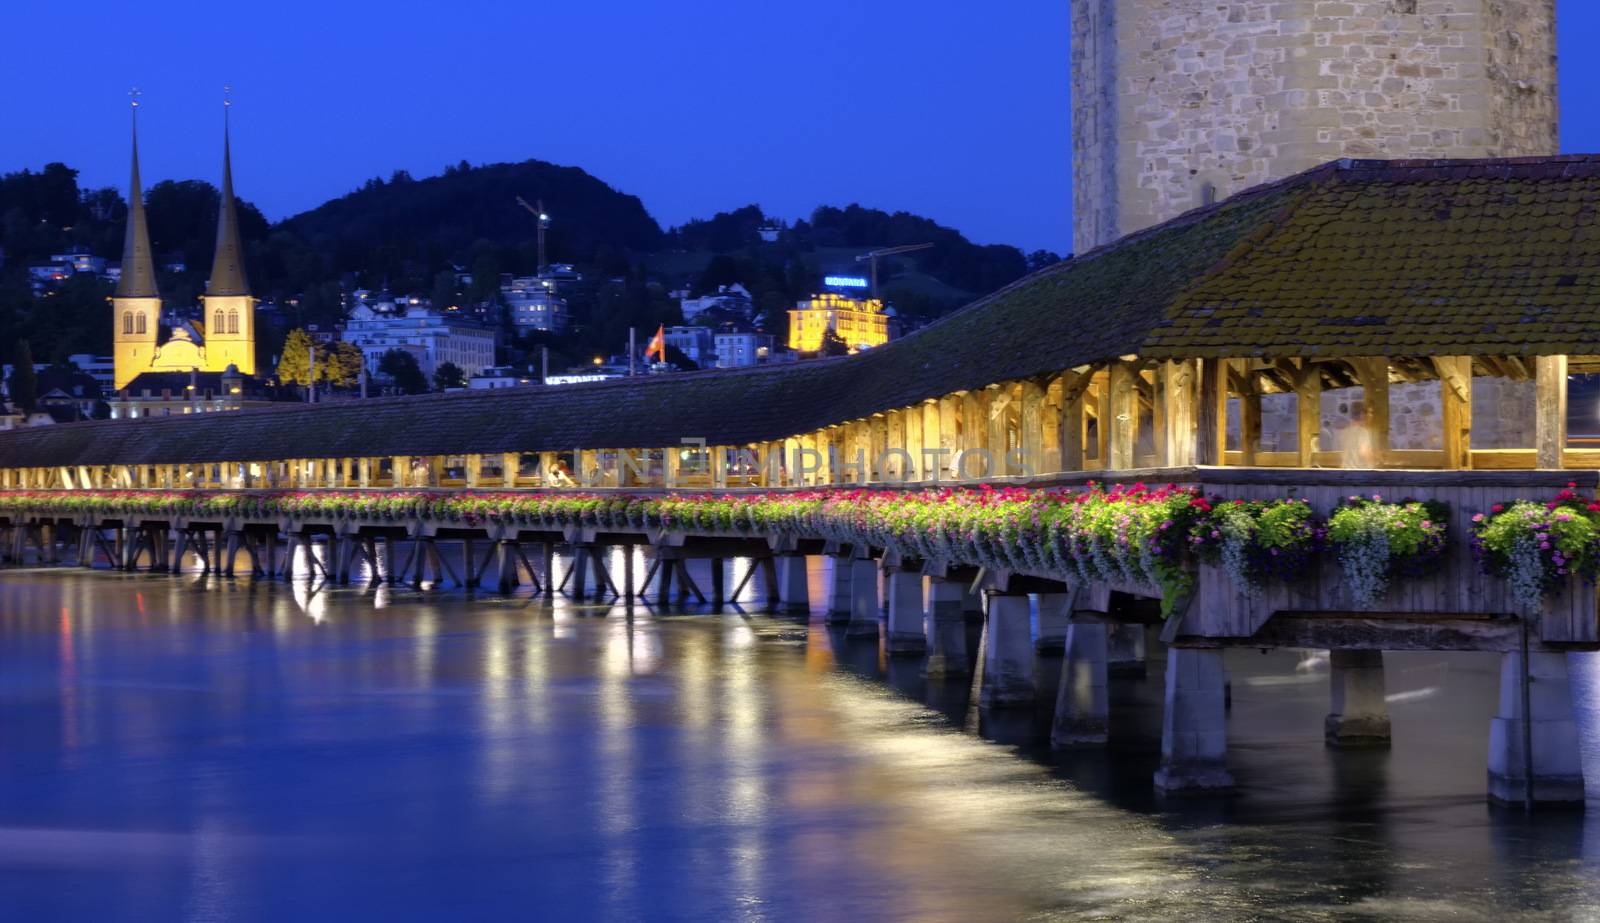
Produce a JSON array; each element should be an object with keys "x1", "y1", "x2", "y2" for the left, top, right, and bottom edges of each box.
[{"x1": 0, "y1": 158, "x2": 1059, "y2": 372}]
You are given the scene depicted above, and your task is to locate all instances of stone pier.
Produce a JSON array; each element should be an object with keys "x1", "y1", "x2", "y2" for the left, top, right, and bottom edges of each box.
[
  {"x1": 1325, "y1": 650, "x2": 1390, "y2": 748},
  {"x1": 980, "y1": 593, "x2": 1035, "y2": 708},
  {"x1": 826, "y1": 553, "x2": 852, "y2": 626},
  {"x1": 1035, "y1": 593, "x2": 1072, "y2": 653},
  {"x1": 1154, "y1": 647, "x2": 1233, "y2": 793},
  {"x1": 1107, "y1": 621, "x2": 1147, "y2": 676},
  {"x1": 885, "y1": 570, "x2": 926, "y2": 655},
  {"x1": 846, "y1": 555, "x2": 881, "y2": 638},
  {"x1": 924, "y1": 577, "x2": 969, "y2": 678},
  {"x1": 1051, "y1": 622, "x2": 1108, "y2": 749},
  {"x1": 1488, "y1": 651, "x2": 1585, "y2": 806},
  {"x1": 776, "y1": 554, "x2": 810, "y2": 615}
]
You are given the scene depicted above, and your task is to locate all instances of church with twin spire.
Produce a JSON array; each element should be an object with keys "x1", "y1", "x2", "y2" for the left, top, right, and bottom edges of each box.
[{"x1": 112, "y1": 100, "x2": 257, "y2": 393}]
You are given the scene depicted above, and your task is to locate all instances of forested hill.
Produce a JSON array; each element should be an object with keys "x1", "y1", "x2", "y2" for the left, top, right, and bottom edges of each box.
[{"x1": 280, "y1": 159, "x2": 665, "y2": 279}]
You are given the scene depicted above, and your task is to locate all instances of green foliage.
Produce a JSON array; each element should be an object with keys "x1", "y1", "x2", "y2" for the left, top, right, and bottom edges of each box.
[
  {"x1": 321, "y1": 341, "x2": 365, "y2": 388},
  {"x1": 9, "y1": 340, "x2": 36, "y2": 413},
  {"x1": 433, "y1": 361, "x2": 467, "y2": 391},
  {"x1": 817, "y1": 329, "x2": 849, "y2": 358},
  {"x1": 276, "y1": 329, "x2": 317, "y2": 386},
  {"x1": 378, "y1": 349, "x2": 428, "y2": 395}
]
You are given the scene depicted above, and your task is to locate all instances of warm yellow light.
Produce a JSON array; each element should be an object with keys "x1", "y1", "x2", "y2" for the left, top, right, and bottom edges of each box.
[
  {"x1": 593, "y1": 357, "x2": 603, "y2": 366},
  {"x1": 229, "y1": 386, "x2": 241, "y2": 394}
]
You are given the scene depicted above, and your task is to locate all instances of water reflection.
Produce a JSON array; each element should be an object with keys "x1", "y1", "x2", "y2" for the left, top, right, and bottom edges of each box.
[{"x1": 1, "y1": 566, "x2": 1600, "y2": 920}]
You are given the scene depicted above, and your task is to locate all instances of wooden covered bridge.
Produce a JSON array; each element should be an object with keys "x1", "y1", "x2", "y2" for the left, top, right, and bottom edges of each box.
[{"x1": 4, "y1": 156, "x2": 1600, "y2": 804}]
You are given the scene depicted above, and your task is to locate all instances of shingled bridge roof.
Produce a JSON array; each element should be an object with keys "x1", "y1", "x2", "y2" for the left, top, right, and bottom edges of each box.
[{"x1": 6, "y1": 155, "x2": 1600, "y2": 468}]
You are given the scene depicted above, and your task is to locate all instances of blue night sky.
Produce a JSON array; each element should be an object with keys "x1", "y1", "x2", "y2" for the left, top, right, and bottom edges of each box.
[{"x1": 4, "y1": 0, "x2": 1599, "y2": 255}]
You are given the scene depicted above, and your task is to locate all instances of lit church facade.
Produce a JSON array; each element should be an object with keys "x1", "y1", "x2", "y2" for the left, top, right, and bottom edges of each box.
[{"x1": 112, "y1": 104, "x2": 257, "y2": 392}]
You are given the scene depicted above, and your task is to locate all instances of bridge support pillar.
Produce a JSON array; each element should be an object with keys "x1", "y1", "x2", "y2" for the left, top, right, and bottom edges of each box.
[
  {"x1": 979, "y1": 593, "x2": 1035, "y2": 708},
  {"x1": 846, "y1": 555, "x2": 880, "y2": 639},
  {"x1": 1035, "y1": 593, "x2": 1072, "y2": 653},
  {"x1": 1155, "y1": 647, "x2": 1233, "y2": 793},
  {"x1": 1052, "y1": 622, "x2": 1109, "y2": 749},
  {"x1": 826, "y1": 554, "x2": 852, "y2": 625},
  {"x1": 497, "y1": 542, "x2": 519, "y2": 594},
  {"x1": 885, "y1": 569, "x2": 925, "y2": 655},
  {"x1": 924, "y1": 577, "x2": 969, "y2": 678},
  {"x1": 1325, "y1": 650, "x2": 1390, "y2": 747},
  {"x1": 776, "y1": 554, "x2": 810, "y2": 615},
  {"x1": 1488, "y1": 651, "x2": 1585, "y2": 806},
  {"x1": 1107, "y1": 621, "x2": 1148, "y2": 677},
  {"x1": 962, "y1": 586, "x2": 985, "y2": 623}
]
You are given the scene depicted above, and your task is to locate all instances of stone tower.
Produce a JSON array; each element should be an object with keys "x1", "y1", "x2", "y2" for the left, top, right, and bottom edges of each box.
[
  {"x1": 1071, "y1": 0, "x2": 1559, "y2": 252},
  {"x1": 112, "y1": 102, "x2": 160, "y2": 391},
  {"x1": 201, "y1": 102, "x2": 256, "y2": 376}
]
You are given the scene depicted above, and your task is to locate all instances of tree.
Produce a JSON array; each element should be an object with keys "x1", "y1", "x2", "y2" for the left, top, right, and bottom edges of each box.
[
  {"x1": 661, "y1": 344, "x2": 698, "y2": 372},
  {"x1": 322, "y1": 341, "x2": 366, "y2": 388},
  {"x1": 430, "y1": 270, "x2": 459, "y2": 312},
  {"x1": 378, "y1": 349, "x2": 428, "y2": 395},
  {"x1": 8, "y1": 340, "x2": 36, "y2": 413},
  {"x1": 276, "y1": 329, "x2": 317, "y2": 386},
  {"x1": 818, "y1": 329, "x2": 850, "y2": 358},
  {"x1": 433, "y1": 361, "x2": 467, "y2": 391}
]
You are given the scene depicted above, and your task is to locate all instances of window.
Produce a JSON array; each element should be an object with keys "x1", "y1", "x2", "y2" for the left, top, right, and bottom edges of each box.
[
  {"x1": 227, "y1": 310, "x2": 239, "y2": 334},
  {"x1": 135, "y1": 313, "x2": 146, "y2": 334},
  {"x1": 214, "y1": 311, "x2": 225, "y2": 332},
  {"x1": 122, "y1": 312, "x2": 133, "y2": 335}
]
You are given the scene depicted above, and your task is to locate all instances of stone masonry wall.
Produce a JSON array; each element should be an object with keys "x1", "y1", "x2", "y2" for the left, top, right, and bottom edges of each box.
[
  {"x1": 1247, "y1": 377, "x2": 1536, "y2": 455},
  {"x1": 1070, "y1": 0, "x2": 1559, "y2": 251}
]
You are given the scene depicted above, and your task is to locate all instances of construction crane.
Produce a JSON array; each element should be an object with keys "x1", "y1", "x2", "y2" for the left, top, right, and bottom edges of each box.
[
  {"x1": 515, "y1": 196, "x2": 551, "y2": 273},
  {"x1": 855, "y1": 243, "x2": 935, "y2": 299}
]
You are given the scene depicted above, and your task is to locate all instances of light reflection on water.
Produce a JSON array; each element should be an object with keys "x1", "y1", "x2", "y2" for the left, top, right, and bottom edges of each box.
[{"x1": 1, "y1": 557, "x2": 1600, "y2": 920}]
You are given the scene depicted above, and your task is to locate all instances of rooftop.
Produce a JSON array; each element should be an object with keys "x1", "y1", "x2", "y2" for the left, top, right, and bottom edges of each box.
[{"x1": 7, "y1": 155, "x2": 1600, "y2": 468}]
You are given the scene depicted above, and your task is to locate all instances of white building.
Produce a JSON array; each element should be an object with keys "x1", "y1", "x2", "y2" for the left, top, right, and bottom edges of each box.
[
  {"x1": 342, "y1": 299, "x2": 497, "y2": 380},
  {"x1": 680, "y1": 283, "x2": 753, "y2": 322},
  {"x1": 714, "y1": 331, "x2": 776, "y2": 369},
  {"x1": 663, "y1": 326, "x2": 716, "y2": 367},
  {"x1": 468, "y1": 367, "x2": 539, "y2": 390},
  {"x1": 501, "y1": 276, "x2": 571, "y2": 333}
]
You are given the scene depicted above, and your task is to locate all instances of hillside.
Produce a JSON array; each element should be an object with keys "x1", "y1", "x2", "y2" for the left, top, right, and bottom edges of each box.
[{"x1": 280, "y1": 159, "x2": 665, "y2": 276}]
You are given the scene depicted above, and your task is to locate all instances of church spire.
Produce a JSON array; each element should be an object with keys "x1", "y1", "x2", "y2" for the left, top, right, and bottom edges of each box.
[
  {"x1": 206, "y1": 91, "x2": 249, "y2": 297},
  {"x1": 115, "y1": 92, "x2": 159, "y2": 299}
]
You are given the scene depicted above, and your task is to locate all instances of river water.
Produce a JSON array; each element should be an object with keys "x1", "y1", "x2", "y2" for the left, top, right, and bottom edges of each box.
[{"x1": 3, "y1": 558, "x2": 1600, "y2": 921}]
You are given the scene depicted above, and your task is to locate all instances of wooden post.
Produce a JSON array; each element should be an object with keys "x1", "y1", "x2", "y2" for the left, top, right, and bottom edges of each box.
[
  {"x1": 464, "y1": 454, "x2": 482, "y2": 488},
  {"x1": 886, "y1": 410, "x2": 907, "y2": 482},
  {"x1": 1164, "y1": 359, "x2": 1199, "y2": 467},
  {"x1": 934, "y1": 393, "x2": 960, "y2": 479},
  {"x1": 1059, "y1": 372, "x2": 1089, "y2": 472},
  {"x1": 664, "y1": 446, "x2": 682, "y2": 488},
  {"x1": 904, "y1": 406, "x2": 924, "y2": 482},
  {"x1": 868, "y1": 415, "x2": 889, "y2": 483},
  {"x1": 502, "y1": 452, "x2": 520, "y2": 487},
  {"x1": 1196, "y1": 358, "x2": 1225, "y2": 466},
  {"x1": 1434, "y1": 356, "x2": 1473, "y2": 470},
  {"x1": 1295, "y1": 360, "x2": 1321, "y2": 467},
  {"x1": 923, "y1": 401, "x2": 945, "y2": 480},
  {"x1": 960, "y1": 391, "x2": 985, "y2": 479},
  {"x1": 1108, "y1": 361, "x2": 1137, "y2": 470},
  {"x1": 393, "y1": 456, "x2": 410, "y2": 488},
  {"x1": 987, "y1": 385, "x2": 1011, "y2": 477},
  {"x1": 1536, "y1": 354, "x2": 1568, "y2": 470},
  {"x1": 1019, "y1": 380, "x2": 1046, "y2": 477},
  {"x1": 1352, "y1": 358, "x2": 1390, "y2": 467}
]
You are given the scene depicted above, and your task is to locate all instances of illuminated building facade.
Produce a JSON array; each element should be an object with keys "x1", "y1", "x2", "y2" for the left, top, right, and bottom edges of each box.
[
  {"x1": 113, "y1": 102, "x2": 257, "y2": 390},
  {"x1": 787, "y1": 293, "x2": 891, "y2": 353}
]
